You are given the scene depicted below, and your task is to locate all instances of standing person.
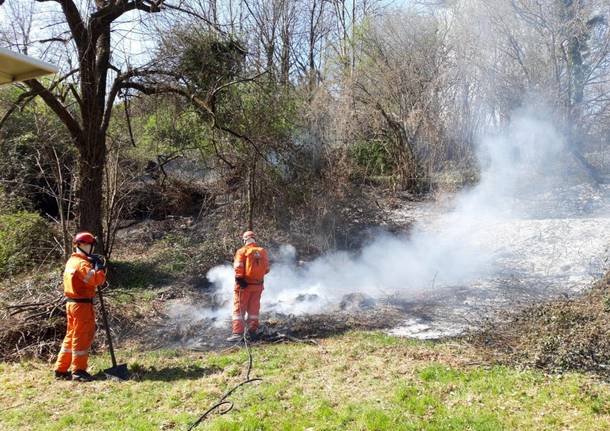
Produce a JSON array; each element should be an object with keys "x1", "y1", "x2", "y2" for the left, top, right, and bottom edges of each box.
[
  {"x1": 228, "y1": 231, "x2": 270, "y2": 342},
  {"x1": 54, "y1": 232, "x2": 107, "y2": 382}
]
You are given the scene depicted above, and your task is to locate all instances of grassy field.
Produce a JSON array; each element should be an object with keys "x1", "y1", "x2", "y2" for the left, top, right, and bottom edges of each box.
[{"x1": 2, "y1": 332, "x2": 610, "y2": 431}]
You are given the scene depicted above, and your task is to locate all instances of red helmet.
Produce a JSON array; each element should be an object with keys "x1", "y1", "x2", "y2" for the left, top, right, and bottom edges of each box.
[
  {"x1": 242, "y1": 231, "x2": 256, "y2": 241},
  {"x1": 73, "y1": 231, "x2": 97, "y2": 245}
]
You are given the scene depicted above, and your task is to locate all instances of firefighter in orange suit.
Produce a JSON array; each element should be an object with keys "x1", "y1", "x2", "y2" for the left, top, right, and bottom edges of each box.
[
  {"x1": 227, "y1": 231, "x2": 270, "y2": 342},
  {"x1": 54, "y1": 232, "x2": 107, "y2": 382}
]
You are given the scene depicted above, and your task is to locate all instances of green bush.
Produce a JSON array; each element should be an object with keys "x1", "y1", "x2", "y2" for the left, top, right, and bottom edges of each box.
[
  {"x1": 351, "y1": 139, "x2": 394, "y2": 176},
  {"x1": 0, "y1": 185, "x2": 31, "y2": 215},
  {"x1": 0, "y1": 211, "x2": 55, "y2": 276}
]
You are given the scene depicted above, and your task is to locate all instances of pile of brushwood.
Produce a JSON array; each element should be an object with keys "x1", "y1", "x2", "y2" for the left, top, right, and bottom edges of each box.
[
  {"x1": 472, "y1": 272, "x2": 610, "y2": 376},
  {"x1": 0, "y1": 273, "x2": 66, "y2": 361},
  {"x1": 0, "y1": 273, "x2": 138, "y2": 362}
]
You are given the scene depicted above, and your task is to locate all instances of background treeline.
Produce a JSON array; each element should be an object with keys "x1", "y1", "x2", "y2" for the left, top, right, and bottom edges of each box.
[{"x1": 0, "y1": 0, "x2": 609, "y2": 275}]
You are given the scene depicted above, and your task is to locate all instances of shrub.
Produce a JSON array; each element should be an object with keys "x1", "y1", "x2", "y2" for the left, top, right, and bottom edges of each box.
[
  {"x1": 0, "y1": 211, "x2": 55, "y2": 276},
  {"x1": 351, "y1": 139, "x2": 394, "y2": 177},
  {"x1": 0, "y1": 185, "x2": 31, "y2": 215}
]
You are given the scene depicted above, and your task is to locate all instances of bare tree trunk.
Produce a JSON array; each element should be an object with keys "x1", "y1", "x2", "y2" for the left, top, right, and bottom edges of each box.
[
  {"x1": 558, "y1": 0, "x2": 602, "y2": 184},
  {"x1": 280, "y1": 20, "x2": 291, "y2": 85},
  {"x1": 307, "y1": 1, "x2": 318, "y2": 90},
  {"x1": 77, "y1": 137, "x2": 106, "y2": 251},
  {"x1": 12, "y1": 0, "x2": 164, "y2": 254},
  {"x1": 51, "y1": 147, "x2": 71, "y2": 260}
]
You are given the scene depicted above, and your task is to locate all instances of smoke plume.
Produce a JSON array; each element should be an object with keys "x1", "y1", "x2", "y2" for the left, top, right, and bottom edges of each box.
[{"x1": 202, "y1": 108, "x2": 608, "y2": 326}]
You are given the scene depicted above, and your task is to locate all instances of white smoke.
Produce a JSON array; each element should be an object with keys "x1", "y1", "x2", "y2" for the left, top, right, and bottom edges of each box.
[{"x1": 201, "y1": 109, "x2": 606, "y2": 325}]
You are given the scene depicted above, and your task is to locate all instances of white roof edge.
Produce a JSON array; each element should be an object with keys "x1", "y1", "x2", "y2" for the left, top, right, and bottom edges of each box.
[{"x1": 0, "y1": 47, "x2": 59, "y2": 74}]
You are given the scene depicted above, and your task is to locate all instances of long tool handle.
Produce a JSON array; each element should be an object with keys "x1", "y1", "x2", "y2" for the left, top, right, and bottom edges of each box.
[{"x1": 97, "y1": 284, "x2": 118, "y2": 368}]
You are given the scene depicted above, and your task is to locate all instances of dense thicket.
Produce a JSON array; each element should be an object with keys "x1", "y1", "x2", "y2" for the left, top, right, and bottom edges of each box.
[{"x1": 0, "y1": 0, "x2": 609, "y2": 273}]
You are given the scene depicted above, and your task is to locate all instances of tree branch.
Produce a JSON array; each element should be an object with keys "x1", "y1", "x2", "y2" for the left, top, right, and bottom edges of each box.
[
  {"x1": 0, "y1": 90, "x2": 36, "y2": 130},
  {"x1": 25, "y1": 79, "x2": 83, "y2": 144},
  {"x1": 123, "y1": 99, "x2": 137, "y2": 147},
  {"x1": 36, "y1": 35, "x2": 73, "y2": 44},
  {"x1": 162, "y1": 2, "x2": 229, "y2": 35},
  {"x1": 120, "y1": 80, "x2": 269, "y2": 162},
  {"x1": 210, "y1": 71, "x2": 268, "y2": 98},
  {"x1": 101, "y1": 68, "x2": 182, "y2": 133},
  {"x1": 92, "y1": 0, "x2": 163, "y2": 27},
  {"x1": 52, "y1": 0, "x2": 88, "y2": 53},
  {"x1": 118, "y1": 81, "x2": 187, "y2": 97},
  {"x1": 0, "y1": 69, "x2": 79, "y2": 131}
]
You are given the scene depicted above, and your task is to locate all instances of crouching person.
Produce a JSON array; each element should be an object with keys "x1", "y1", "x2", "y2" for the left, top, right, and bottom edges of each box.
[
  {"x1": 54, "y1": 232, "x2": 107, "y2": 382},
  {"x1": 227, "y1": 231, "x2": 270, "y2": 342}
]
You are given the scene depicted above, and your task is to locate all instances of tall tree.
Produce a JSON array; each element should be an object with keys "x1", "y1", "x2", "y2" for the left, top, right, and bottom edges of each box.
[{"x1": 0, "y1": 0, "x2": 164, "y2": 252}]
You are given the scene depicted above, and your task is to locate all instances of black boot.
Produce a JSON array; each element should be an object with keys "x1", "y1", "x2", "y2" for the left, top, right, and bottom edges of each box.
[
  {"x1": 72, "y1": 369, "x2": 94, "y2": 382},
  {"x1": 226, "y1": 333, "x2": 243, "y2": 342},
  {"x1": 54, "y1": 370, "x2": 72, "y2": 380}
]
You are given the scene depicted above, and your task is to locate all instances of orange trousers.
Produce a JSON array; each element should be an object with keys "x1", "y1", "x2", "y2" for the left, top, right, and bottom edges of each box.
[
  {"x1": 55, "y1": 303, "x2": 96, "y2": 372},
  {"x1": 232, "y1": 285, "x2": 263, "y2": 334}
]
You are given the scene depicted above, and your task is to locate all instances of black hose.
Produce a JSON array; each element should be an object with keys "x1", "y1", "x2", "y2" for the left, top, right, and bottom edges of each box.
[{"x1": 187, "y1": 293, "x2": 261, "y2": 430}]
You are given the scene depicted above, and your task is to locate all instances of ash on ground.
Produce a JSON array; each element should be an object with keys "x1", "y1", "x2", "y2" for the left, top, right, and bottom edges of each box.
[
  {"x1": 146, "y1": 182, "x2": 610, "y2": 348},
  {"x1": 389, "y1": 183, "x2": 610, "y2": 339},
  {"x1": 143, "y1": 292, "x2": 405, "y2": 351}
]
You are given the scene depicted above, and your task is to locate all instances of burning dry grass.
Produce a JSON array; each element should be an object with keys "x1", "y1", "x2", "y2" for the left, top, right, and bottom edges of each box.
[
  {"x1": 129, "y1": 293, "x2": 409, "y2": 353},
  {"x1": 471, "y1": 273, "x2": 610, "y2": 376}
]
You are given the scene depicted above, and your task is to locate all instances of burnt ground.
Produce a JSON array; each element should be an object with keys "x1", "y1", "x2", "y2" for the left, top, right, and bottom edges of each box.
[
  {"x1": 0, "y1": 186, "x2": 417, "y2": 361},
  {"x1": 120, "y1": 182, "x2": 610, "y2": 365},
  {"x1": 386, "y1": 182, "x2": 610, "y2": 339},
  {"x1": 123, "y1": 291, "x2": 408, "y2": 352},
  {"x1": 2, "y1": 180, "x2": 610, "y2": 380}
]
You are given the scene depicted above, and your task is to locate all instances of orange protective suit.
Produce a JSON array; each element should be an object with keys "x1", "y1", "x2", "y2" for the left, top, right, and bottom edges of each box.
[
  {"x1": 55, "y1": 252, "x2": 106, "y2": 372},
  {"x1": 232, "y1": 242, "x2": 270, "y2": 334}
]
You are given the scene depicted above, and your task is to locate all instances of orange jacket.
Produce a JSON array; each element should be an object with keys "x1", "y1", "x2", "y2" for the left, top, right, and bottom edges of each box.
[
  {"x1": 234, "y1": 243, "x2": 270, "y2": 285},
  {"x1": 63, "y1": 253, "x2": 106, "y2": 299}
]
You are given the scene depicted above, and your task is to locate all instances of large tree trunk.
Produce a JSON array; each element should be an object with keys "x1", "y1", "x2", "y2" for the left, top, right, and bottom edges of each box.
[
  {"x1": 77, "y1": 134, "x2": 107, "y2": 251},
  {"x1": 12, "y1": 0, "x2": 163, "y2": 255},
  {"x1": 76, "y1": 22, "x2": 110, "y2": 251}
]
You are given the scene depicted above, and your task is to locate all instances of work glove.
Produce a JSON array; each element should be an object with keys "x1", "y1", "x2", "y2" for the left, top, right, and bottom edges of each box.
[
  {"x1": 236, "y1": 277, "x2": 248, "y2": 289},
  {"x1": 90, "y1": 254, "x2": 107, "y2": 271}
]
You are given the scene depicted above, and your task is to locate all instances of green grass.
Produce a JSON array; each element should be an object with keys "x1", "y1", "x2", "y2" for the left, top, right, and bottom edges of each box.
[{"x1": 2, "y1": 332, "x2": 610, "y2": 430}]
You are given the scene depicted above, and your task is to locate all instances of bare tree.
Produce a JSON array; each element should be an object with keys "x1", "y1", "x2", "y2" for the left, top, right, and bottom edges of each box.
[
  {"x1": 0, "y1": 0, "x2": 165, "y2": 252},
  {"x1": 467, "y1": 0, "x2": 610, "y2": 181},
  {"x1": 355, "y1": 10, "x2": 452, "y2": 189}
]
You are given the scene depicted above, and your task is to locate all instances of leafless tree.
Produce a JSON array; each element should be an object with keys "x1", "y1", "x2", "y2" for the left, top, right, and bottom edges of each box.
[
  {"x1": 0, "y1": 0, "x2": 166, "y2": 252},
  {"x1": 451, "y1": 0, "x2": 610, "y2": 180},
  {"x1": 354, "y1": 10, "x2": 452, "y2": 189}
]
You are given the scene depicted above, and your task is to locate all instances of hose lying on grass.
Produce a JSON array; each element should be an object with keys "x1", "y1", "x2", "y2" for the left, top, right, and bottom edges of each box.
[{"x1": 187, "y1": 331, "x2": 261, "y2": 430}]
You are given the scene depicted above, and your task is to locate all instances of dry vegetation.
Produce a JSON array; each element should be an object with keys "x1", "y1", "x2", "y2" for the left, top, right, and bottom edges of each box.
[
  {"x1": 0, "y1": 185, "x2": 402, "y2": 362},
  {"x1": 1, "y1": 0, "x2": 610, "y2": 427},
  {"x1": 472, "y1": 273, "x2": 610, "y2": 377}
]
